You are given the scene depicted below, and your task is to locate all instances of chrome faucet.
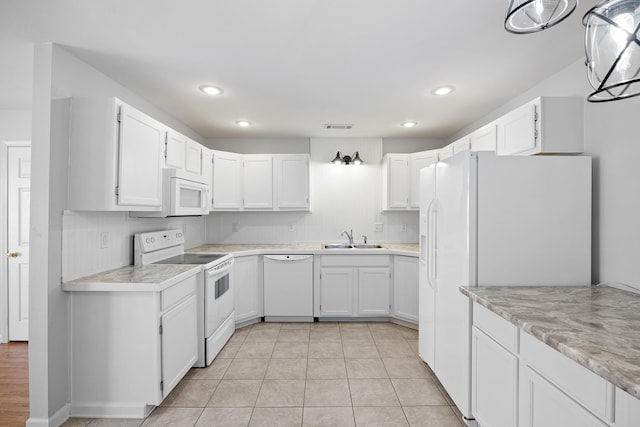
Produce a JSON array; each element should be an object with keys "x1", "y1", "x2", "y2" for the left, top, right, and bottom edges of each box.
[
  {"x1": 342, "y1": 229, "x2": 354, "y2": 245},
  {"x1": 362, "y1": 235, "x2": 368, "y2": 244}
]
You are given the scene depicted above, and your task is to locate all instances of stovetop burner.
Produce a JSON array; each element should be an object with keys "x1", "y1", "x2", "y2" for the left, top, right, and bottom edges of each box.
[{"x1": 153, "y1": 253, "x2": 227, "y2": 265}]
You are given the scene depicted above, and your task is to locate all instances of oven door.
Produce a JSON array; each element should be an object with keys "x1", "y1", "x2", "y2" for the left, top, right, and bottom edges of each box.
[{"x1": 205, "y1": 262, "x2": 234, "y2": 338}]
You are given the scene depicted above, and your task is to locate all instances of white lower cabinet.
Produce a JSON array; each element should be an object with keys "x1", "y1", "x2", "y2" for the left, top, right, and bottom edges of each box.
[
  {"x1": 357, "y1": 267, "x2": 390, "y2": 315},
  {"x1": 471, "y1": 302, "x2": 638, "y2": 427},
  {"x1": 319, "y1": 268, "x2": 355, "y2": 316},
  {"x1": 472, "y1": 326, "x2": 518, "y2": 427},
  {"x1": 519, "y1": 365, "x2": 608, "y2": 427},
  {"x1": 67, "y1": 274, "x2": 198, "y2": 419},
  {"x1": 316, "y1": 255, "x2": 390, "y2": 318},
  {"x1": 393, "y1": 256, "x2": 418, "y2": 322},
  {"x1": 233, "y1": 255, "x2": 263, "y2": 324}
]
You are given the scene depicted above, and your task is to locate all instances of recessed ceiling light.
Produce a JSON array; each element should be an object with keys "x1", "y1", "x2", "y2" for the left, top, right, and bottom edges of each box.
[
  {"x1": 432, "y1": 85, "x2": 455, "y2": 96},
  {"x1": 199, "y1": 85, "x2": 224, "y2": 96},
  {"x1": 401, "y1": 121, "x2": 418, "y2": 128},
  {"x1": 235, "y1": 120, "x2": 252, "y2": 127}
]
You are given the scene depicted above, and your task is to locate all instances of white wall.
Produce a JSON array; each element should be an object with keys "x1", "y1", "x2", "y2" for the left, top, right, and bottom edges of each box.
[
  {"x1": 205, "y1": 137, "x2": 443, "y2": 244},
  {"x1": 450, "y1": 59, "x2": 640, "y2": 290},
  {"x1": 205, "y1": 137, "x2": 310, "y2": 154},
  {"x1": 28, "y1": 44, "x2": 209, "y2": 425}
]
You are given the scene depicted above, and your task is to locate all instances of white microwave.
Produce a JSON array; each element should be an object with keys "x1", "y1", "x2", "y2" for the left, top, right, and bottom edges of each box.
[{"x1": 132, "y1": 168, "x2": 209, "y2": 217}]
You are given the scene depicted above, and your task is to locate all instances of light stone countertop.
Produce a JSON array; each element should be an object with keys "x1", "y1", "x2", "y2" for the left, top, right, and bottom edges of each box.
[
  {"x1": 186, "y1": 242, "x2": 419, "y2": 256},
  {"x1": 62, "y1": 264, "x2": 201, "y2": 292},
  {"x1": 62, "y1": 242, "x2": 418, "y2": 292},
  {"x1": 460, "y1": 285, "x2": 640, "y2": 399}
]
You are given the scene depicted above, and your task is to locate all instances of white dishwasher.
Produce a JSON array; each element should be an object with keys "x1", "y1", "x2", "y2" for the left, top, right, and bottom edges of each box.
[{"x1": 263, "y1": 254, "x2": 314, "y2": 322}]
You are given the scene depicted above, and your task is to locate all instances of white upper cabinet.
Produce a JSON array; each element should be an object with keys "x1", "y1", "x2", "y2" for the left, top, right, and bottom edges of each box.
[
  {"x1": 496, "y1": 96, "x2": 584, "y2": 156},
  {"x1": 212, "y1": 150, "x2": 243, "y2": 209},
  {"x1": 243, "y1": 155, "x2": 273, "y2": 209},
  {"x1": 382, "y1": 154, "x2": 410, "y2": 210},
  {"x1": 438, "y1": 143, "x2": 454, "y2": 160},
  {"x1": 409, "y1": 150, "x2": 439, "y2": 208},
  {"x1": 201, "y1": 148, "x2": 213, "y2": 211},
  {"x1": 452, "y1": 136, "x2": 470, "y2": 154},
  {"x1": 185, "y1": 139, "x2": 202, "y2": 175},
  {"x1": 383, "y1": 150, "x2": 438, "y2": 210},
  {"x1": 275, "y1": 154, "x2": 310, "y2": 210},
  {"x1": 166, "y1": 130, "x2": 203, "y2": 176},
  {"x1": 165, "y1": 131, "x2": 187, "y2": 170},
  {"x1": 470, "y1": 124, "x2": 497, "y2": 152},
  {"x1": 211, "y1": 152, "x2": 310, "y2": 212},
  {"x1": 68, "y1": 97, "x2": 165, "y2": 211}
]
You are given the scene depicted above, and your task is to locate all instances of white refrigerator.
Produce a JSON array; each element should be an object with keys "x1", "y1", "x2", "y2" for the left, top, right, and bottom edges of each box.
[{"x1": 418, "y1": 151, "x2": 591, "y2": 425}]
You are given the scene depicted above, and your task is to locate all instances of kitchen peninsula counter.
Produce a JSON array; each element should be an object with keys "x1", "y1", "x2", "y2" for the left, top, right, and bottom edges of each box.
[
  {"x1": 63, "y1": 264, "x2": 200, "y2": 292},
  {"x1": 461, "y1": 285, "x2": 640, "y2": 399}
]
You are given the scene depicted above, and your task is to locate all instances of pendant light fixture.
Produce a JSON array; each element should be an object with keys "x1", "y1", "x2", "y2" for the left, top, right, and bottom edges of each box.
[
  {"x1": 329, "y1": 151, "x2": 364, "y2": 165},
  {"x1": 584, "y1": 0, "x2": 640, "y2": 102},
  {"x1": 505, "y1": 0, "x2": 578, "y2": 33}
]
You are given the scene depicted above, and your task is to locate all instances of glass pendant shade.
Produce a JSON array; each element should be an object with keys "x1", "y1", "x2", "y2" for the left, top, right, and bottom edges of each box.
[
  {"x1": 331, "y1": 151, "x2": 343, "y2": 164},
  {"x1": 584, "y1": 0, "x2": 640, "y2": 101},
  {"x1": 352, "y1": 152, "x2": 363, "y2": 165},
  {"x1": 505, "y1": 0, "x2": 578, "y2": 33}
]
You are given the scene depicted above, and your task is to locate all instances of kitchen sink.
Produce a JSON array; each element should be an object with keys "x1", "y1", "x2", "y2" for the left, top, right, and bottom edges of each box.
[
  {"x1": 323, "y1": 243, "x2": 383, "y2": 249},
  {"x1": 323, "y1": 243, "x2": 353, "y2": 249}
]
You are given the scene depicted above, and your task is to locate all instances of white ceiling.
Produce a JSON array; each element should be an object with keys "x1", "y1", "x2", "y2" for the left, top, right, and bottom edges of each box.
[{"x1": 0, "y1": 0, "x2": 598, "y2": 139}]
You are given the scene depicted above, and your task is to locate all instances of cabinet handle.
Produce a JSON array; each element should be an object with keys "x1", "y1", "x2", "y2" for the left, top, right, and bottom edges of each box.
[{"x1": 6, "y1": 251, "x2": 18, "y2": 258}]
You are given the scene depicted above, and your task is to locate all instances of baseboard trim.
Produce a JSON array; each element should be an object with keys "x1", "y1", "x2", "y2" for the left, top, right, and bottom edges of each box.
[
  {"x1": 26, "y1": 403, "x2": 70, "y2": 427},
  {"x1": 69, "y1": 402, "x2": 153, "y2": 419}
]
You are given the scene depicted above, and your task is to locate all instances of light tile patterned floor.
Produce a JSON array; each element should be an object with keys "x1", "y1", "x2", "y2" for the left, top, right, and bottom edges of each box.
[{"x1": 63, "y1": 322, "x2": 465, "y2": 427}]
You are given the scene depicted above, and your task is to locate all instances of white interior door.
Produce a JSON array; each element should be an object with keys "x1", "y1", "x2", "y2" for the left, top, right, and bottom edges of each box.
[{"x1": 7, "y1": 145, "x2": 30, "y2": 341}]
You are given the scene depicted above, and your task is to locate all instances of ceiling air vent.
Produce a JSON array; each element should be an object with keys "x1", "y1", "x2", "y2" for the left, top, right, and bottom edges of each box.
[{"x1": 324, "y1": 124, "x2": 353, "y2": 130}]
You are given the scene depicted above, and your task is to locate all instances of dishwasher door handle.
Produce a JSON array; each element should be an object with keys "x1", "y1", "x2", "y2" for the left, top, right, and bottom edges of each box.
[{"x1": 264, "y1": 254, "x2": 313, "y2": 262}]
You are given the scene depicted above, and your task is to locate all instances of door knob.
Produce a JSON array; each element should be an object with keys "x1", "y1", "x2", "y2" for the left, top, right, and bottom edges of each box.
[{"x1": 6, "y1": 251, "x2": 18, "y2": 258}]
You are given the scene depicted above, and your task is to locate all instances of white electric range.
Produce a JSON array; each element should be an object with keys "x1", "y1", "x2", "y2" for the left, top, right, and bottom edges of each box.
[{"x1": 134, "y1": 229, "x2": 235, "y2": 367}]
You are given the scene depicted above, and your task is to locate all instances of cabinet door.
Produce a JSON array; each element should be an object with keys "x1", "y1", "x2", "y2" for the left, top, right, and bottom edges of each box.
[
  {"x1": 165, "y1": 131, "x2": 186, "y2": 169},
  {"x1": 243, "y1": 155, "x2": 273, "y2": 209},
  {"x1": 185, "y1": 139, "x2": 202, "y2": 175},
  {"x1": 161, "y1": 294, "x2": 198, "y2": 398},
  {"x1": 357, "y1": 267, "x2": 390, "y2": 316},
  {"x1": 212, "y1": 151, "x2": 243, "y2": 209},
  {"x1": 519, "y1": 365, "x2": 608, "y2": 427},
  {"x1": 234, "y1": 256, "x2": 262, "y2": 323},
  {"x1": 472, "y1": 327, "x2": 518, "y2": 427},
  {"x1": 452, "y1": 136, "x2": 470, "y2": 154},
  {"x1": 409, "y1": 151, "x2": 438, "y2": 208},
  {"x1": 201, "y1": 149, "x2": 213, "y2": 211},
  {"x1": 386, "y1": 155, "x2": 409, "y2": 209},
  {"x1": 276, "y1": 154, "x2": 309, "y2": 209},
  {"x1": 117, "y1": 103, "x2": 164, "y2": 208},
  {"x1": 470, "y1": 124, "x2": 497, "y2": 152},
  {"x1": 497, "y1": 101, "x2": 537, "y2": 156},
  {"x1": 320, "y1": 268, "x2": 354, "y2": 316},
  {"x1": 393, "y1": 256, "x2": 418, "y2": 322}
]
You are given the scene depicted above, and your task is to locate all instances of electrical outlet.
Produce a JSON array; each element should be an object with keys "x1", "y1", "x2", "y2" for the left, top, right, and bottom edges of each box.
[
  {"x1": 232, "y1": 222, "x2": 238, "y2": 232},
  {"x1": 374, "y1": 223, "x2": 383, "y2": 232},
  {"x1": 100, "y1": 232, "x2": 109, "y2": 249},
  {"x1": 288, "y1": 224, "x2": 295, "y2": 232}
]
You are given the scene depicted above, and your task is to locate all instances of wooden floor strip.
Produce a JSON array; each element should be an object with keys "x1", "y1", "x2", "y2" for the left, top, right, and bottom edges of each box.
[{"x1": 0, "y1": 342, "x2": 29, "y2": 426}]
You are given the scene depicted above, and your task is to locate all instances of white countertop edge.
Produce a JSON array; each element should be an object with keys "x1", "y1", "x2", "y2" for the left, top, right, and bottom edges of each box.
[
  {"x1": 62, "y1": 266, "x2": 200, "y2": 292},
  {"x1": 188, "y1": 247, "x2": 419, "y2": 258}
]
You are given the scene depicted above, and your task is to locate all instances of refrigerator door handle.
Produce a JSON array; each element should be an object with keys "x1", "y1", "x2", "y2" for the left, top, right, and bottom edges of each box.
[{"x1": 427, "y1": 200, "x2": 438, "y2": 291}]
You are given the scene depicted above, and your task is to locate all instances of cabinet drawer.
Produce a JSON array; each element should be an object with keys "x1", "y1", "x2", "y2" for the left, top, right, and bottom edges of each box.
[
  {"x1": 520, "y1": 332, "x2": 614, "y2": 422},
  {"x1": 473, "y1": 302, "x2": 519, "y2": 353},
  {"x1": 321, "y1": 255, "x2": 389, "y2": 267},
  {"x1": 162, "y1": 274, "x2": 197, "y2": 311}
]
